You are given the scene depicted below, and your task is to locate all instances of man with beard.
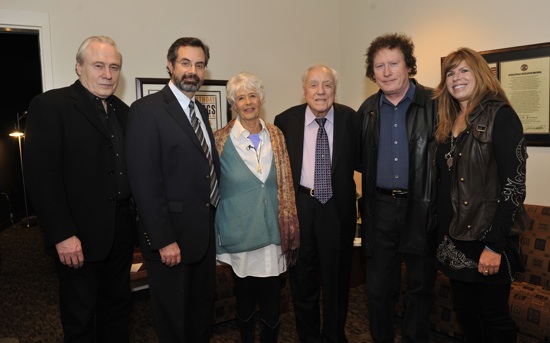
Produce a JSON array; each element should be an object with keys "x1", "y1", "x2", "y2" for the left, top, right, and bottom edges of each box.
[{"x1": 126, "y1": 37, "x2": 219, "y2": 342}]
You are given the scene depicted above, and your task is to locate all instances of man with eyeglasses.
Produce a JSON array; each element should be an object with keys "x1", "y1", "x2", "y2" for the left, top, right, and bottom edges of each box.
[
  {"x1": 126, "y1": 37, "x2": 219, "y2": 342},
  {"x1": 25, "y1": 36, "x2": 135, "y2": 342}
]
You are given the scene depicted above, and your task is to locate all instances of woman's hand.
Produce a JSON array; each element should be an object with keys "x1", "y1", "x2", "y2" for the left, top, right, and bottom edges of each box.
[{"x1": 478, "y1": 247, "x2": 501, "y2": 276}]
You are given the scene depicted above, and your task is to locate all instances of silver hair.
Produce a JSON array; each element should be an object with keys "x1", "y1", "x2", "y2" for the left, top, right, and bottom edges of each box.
[
  {"x1": 301, "y1": 64, "x2": 339, "y2": 88},
  {"x1": 75, "y1": 36, "x2": 122, "y2": 74},
  {"x1": 226, "y1": 72, "x2": 265, "y2": 107}
]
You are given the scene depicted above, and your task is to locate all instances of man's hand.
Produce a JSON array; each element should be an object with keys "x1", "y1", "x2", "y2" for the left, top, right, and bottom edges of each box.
[
  {"x1": 478, "y1": 247, "x2": 501, "y2": 276},
  {"x1": 56, "y1": 235, "x2": 84, "y2": 269},
  {"x1": 159, "y1": 242, "x2": 181, "y2": 267}
]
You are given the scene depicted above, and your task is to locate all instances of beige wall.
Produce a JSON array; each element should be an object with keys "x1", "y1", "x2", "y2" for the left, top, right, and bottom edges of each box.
[
  {"x1": 1, "y1": 0, "x2": 341, "y2": 119},
  {"x1": 1, "y1": 0, "x2": 549, "y2": 205},
  {"x1": 339, "y1": 0, "x2": 550, "y2": 206}
]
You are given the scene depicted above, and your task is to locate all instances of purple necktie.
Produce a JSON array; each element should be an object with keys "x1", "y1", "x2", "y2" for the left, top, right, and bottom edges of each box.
[{"x1": 314, "y1": 118, "x2": 332, "y2": 204}]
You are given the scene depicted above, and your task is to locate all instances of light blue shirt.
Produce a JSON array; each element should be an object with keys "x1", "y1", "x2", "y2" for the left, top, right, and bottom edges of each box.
[{"x1": 229, "y1": 117, "x2": 272, "y2": 183}]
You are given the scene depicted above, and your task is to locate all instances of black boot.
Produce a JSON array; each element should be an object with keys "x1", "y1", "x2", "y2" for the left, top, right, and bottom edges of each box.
[
  {"x1": 236, "y1": 314, "x2": 256, "y2": 343},
  {"x1": 259, "y1": 318, "x2": 279, "y2": 343}
]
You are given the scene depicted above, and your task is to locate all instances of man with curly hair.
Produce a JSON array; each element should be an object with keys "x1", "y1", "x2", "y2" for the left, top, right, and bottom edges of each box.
[{"x1": 358, "y1": 33, "x2": 438, "y2": 343}]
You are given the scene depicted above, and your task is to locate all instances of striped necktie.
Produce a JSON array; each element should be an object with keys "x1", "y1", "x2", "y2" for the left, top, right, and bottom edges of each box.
[{"x1": 189, "y1": 101, "x2": 219, "y2": 207}]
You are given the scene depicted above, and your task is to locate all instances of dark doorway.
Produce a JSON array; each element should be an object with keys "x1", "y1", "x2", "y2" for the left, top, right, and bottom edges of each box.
[{"x1": 0, "y1": 29, "x2": 43, "y2": 229}]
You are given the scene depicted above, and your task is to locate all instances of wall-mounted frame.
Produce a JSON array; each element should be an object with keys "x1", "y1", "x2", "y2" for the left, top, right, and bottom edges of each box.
[
  {"x1": 477, "y1": 43, "x2": 550, "y2": 146},
  {"x1": 135, "y1": 77, "x2": 231, "y2": 131}
]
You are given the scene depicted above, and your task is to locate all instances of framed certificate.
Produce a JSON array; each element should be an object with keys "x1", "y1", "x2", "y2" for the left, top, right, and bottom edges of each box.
[{"x1": 478, "y1": 43, "x2": 550, "y2": 146}]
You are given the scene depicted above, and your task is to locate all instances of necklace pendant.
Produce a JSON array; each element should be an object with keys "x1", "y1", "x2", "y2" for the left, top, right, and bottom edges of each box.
[
  {"x1": 447, "y1": 156, "x2": 453, "y2": 171},
  {"x1": 257, "y1": 164, "x2": 262, "y2": 174}
]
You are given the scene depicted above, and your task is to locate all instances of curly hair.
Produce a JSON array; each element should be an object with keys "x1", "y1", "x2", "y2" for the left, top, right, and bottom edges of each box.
[{"x1": 365, "y1": 33, "x2": 417, "y2": 81}]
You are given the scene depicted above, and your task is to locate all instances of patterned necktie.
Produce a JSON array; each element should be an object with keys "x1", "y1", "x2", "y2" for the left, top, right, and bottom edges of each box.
[
  {"x1": 314, "y1": 118, "x2": 332, "y2": 204},
  {"x1": 189, "y1": 101, "x2": 219, "y2": 207}
]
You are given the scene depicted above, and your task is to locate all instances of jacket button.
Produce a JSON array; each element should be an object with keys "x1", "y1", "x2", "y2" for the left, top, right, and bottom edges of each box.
[
  {"x1": 467, "y1": 225, "x2": 471, "y2": 229},
  {"x1": 460, "y1": 177, "x2": 465, "y2": 182},
  {"x1": 458, "y1": 153, "x2": 462, "y2": 157},
  {"x1": 463, "y1": 201, "x2": 469, "y2": 205},
  {"x1": 205, "y1": 203, "x2": 210, "y2": 208}
]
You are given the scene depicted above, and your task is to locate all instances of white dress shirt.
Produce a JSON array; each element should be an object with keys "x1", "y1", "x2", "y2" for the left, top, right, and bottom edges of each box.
[
  {"x1": 168, "y1": 81, "x2": 213, "y2": 153},
  {"x1": 216, "y1": 117, "x2": 286, "y2": 277}
]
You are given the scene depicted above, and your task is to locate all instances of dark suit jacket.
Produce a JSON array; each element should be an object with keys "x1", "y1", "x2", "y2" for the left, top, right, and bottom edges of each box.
[
  {"x1": 24, "y1": 80, "x2": 130, "y2": 261},
  {"x1": 126, "y1": 85, "x2": 220, "y2": 264},
  {"x1": 274, "y1": 103, "x2": 361, "y2": 234}
]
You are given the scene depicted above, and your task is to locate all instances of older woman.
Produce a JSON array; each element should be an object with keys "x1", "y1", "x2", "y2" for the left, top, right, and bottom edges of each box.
[
  {"x1": 214, "y1": 72, "x2": 299, "y2": 342},
  {"x1": 433, "y1": 48, "x2": 527, "y2": 342}
]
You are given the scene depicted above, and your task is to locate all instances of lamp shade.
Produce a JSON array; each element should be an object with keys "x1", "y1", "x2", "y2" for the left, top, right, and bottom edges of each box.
[{"x1": 9, "y1": 130, "x2": 24, "y2": 137}]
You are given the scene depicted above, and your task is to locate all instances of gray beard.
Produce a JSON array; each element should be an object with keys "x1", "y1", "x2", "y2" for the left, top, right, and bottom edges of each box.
[
  {"x1": 177, "y1": 80, "x2": 201, "y2": 93},
  {"x1": 175, "y1": 73, "x2": 202, "y2": 93}
]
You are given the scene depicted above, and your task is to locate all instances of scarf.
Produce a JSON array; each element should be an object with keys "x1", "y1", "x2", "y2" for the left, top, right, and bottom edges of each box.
[{"x1": 214, "y1": 118, "x2": 300, "y2": 266}]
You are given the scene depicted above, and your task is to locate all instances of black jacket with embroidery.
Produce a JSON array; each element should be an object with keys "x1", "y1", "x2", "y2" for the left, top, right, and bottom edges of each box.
[{"x1": 440, "y1": 99, "x2": 527, "y2": 251}]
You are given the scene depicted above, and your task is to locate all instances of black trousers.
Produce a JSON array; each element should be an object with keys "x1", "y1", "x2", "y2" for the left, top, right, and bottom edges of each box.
[
  {"x1": 146, "y1": 208, "x2": 216, "y2": 343},
  {"x1": 365, "y1": 192, "x2": 435, "y2": 343},
  {"x1": 56, "y1": 204, "x2": 134, "y2": 343},
  {"x1": 450, "y1": 279, "x2": 516, "y2": 343},
  {"x1": 290, "y1": 190, "x2": 354, "y2": 343},
  {"x1": 233, "y1": 272, "x2": 283, "y2": 327}
]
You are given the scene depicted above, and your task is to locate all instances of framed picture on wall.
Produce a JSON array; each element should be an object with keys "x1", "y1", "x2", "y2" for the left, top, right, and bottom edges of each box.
[
  {"x1": 135, "y1": 77, "x2": 231, "y2": 131},
  {"x1": 478, "y1": 42, "x2": 550, "y2": 146}
]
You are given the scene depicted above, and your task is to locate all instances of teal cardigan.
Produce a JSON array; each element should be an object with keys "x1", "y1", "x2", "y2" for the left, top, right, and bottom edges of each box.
[{"x1": 215, "y1": 138, "x2": 281, "y2": 254}]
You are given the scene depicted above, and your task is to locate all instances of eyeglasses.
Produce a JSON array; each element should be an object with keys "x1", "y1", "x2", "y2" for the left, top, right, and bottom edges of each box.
[{"x1": 179, "y1": 59, "x2": 206, "y2": 71}]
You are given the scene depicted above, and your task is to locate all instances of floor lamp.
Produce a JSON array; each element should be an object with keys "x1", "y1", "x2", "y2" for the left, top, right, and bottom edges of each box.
[{"x1": 9, "y1": 111, "x2": 32, "y2": 228}]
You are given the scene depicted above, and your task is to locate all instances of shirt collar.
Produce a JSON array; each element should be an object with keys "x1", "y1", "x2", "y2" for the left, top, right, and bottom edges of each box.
[
  {"x1": 305, "y1": 105, "x2": 334, "y2": 127},
  {"x1": 77, "y1": 79, "x2": 114, "y2": 107},
  {"x1": 232, "y1": 117, "x2": 268, "y2": 140},
  {"x1": 168, "y1": 80, "x2": 194, "y2": 108},
  {"x1": 380, "y1": 79, "x2": 416, "y2": 106}
]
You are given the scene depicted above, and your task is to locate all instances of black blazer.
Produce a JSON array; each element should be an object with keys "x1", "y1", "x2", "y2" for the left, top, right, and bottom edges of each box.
[
  {"x1": 126, "y1": 85, "x2": 220, "y2": 264},
  {"x1": 24, "y1": 81, "x2": 130, "y2": 261},
  {"x1": 274, "y1": 103, "x2": 361, "y2": 233}
]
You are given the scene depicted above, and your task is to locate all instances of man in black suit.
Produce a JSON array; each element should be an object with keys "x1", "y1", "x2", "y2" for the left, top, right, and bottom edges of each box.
[
  {"x1": 24, "y1": 36, "x2": 135, "y2": 342},
  {"x1": 126, "y1": 37, "x2": 219, "y2": 343},
  {"x1": 274, "y1": 65, "x2": 361, "y2": 342}
]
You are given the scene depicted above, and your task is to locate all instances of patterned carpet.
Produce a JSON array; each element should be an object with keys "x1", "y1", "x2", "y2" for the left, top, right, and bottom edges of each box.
[{"x1": 0, "y1": 223, "x2": 459, "y2": 343}]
